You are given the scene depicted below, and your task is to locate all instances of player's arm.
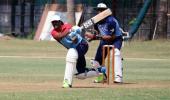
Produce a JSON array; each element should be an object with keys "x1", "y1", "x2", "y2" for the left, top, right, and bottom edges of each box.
[
  {"x1": 84, "y1": 29, "x2": 99, "y2": 41},
  {"x1": 84, "y1": 24, "x2": 100, "y2": 41},
  {"x1": 101, "y1": 34, "x2": 116, "y2": 41},
  {"x1": 53, "y1": 30, "x2": 70, "y2": 41},
  {"x1": 85, "y1": 28, "x2": 115, "y2": 42},
  {"x1": 84, "y1": 29, "x2": 116, "y2": 42},
  {"x1": 101, "y1": 19, "x2": 117, "y2": 41},
  {"x1": 68, "y1": 26, "x2": 82, "y2": 43}
]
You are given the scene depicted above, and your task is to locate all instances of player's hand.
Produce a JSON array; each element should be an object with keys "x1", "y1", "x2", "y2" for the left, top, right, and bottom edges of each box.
[
  {"x1": 95, "y1": 34, "x2": 102, "y2": 40},
  {"x1": 71, "y1": 36, "x2": 78, "y2": 43},
  {"x1": 70, "y1": 26, "x2": 82, "y2": 34},
  {"x1": 85, "y1": 32, "x2": 95, "y2": 39},
  {"x1": 68, "y1": 31, "x2": 78, "y2": 43},
  {"x1": 85, "y1": 32, "x2": 96, "y2": 42},
  {"x1": 86, "y1": 29, "x2": 98, "y2": 35}
]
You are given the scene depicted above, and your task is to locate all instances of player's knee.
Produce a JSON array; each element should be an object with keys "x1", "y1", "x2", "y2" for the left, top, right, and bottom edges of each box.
[{"x1": 66, "y1": 48, "x2": 78, "y2": 62}]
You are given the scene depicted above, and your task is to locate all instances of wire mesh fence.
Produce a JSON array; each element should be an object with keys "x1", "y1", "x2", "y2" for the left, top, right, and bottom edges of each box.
[
  {"x1": 0, "y1": 0, "x2": 169, "y2": 39},
  {"x1": 167, "y1": 0, "x2": 170, "y2": 38}
]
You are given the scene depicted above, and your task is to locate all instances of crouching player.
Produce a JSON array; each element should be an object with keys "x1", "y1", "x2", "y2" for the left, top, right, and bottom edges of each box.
[
  {"x1": 85, "y1": 3, "x2": 124, "y2": 84},
  {"x1": 50, "y1": 15, "x2": 104, "y2": 88}
]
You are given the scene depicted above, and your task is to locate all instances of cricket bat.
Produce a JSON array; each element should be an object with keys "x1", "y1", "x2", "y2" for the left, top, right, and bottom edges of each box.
[{"x1": 80, "y1": 8, "x2": 112, "y2": 29}]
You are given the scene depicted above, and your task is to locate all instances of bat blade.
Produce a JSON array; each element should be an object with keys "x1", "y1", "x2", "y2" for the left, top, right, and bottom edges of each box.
[
  {"x1": 92, "y1": 8, "x2": 112, "y2": 23},
  {"x1": 81, "y1": 8, "x2": 112, "y2": 29}
]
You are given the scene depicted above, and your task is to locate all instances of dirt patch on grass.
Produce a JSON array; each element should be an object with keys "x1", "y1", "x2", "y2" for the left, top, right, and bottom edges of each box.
[
  {"x1": 73, "y1": 80, "x2": 170, "y2": 89},
  {"x1": 0, "y1": 35, "x2": 15, "y2": 40},
  {"x1": 0, "y1": 81, "x2": 60, "y2": 92},
  {"x1": 0, "y1": 80, "x2": 169, "y2": 92}
]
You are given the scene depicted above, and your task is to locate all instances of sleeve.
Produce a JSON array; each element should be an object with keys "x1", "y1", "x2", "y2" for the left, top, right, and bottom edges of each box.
[
  {"x1": 51, "y1": 30, "x2": 58, "y2": 40},
  {"x1": 62, "y1": 23, "x2": 72, "y2": 34},
  {"x1": 51, "y1": 24, "x2": 72, "y2": 41},
  {"x1": 108, "y1": 17, "x2": 122, "y2": 37}
]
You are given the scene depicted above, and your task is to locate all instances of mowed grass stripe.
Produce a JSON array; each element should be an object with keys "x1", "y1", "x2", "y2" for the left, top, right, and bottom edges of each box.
[{"x1": 0, "y1": 40, "x2": 170, "y2": 100}]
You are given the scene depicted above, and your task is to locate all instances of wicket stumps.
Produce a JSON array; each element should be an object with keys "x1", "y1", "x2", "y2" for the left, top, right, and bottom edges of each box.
[{"x1": 102, "y1": 45, "x2": 114, "y2": 85}]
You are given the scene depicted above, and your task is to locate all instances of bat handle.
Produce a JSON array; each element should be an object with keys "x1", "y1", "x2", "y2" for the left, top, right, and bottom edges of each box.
[{"x1": 80, "y1": 26, "x2": 84, "y2": 30}]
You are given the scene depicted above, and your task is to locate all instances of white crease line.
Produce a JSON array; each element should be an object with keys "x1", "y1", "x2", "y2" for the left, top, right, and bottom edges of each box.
[
  {"x1": 0, "y1": 56, "x2": 169, "y2": 61},
  {"x1": 0, "y1": 56, "x2": 59, "y2": 59},
  {"x1": 0, "y1": 56, "x2": 92, "y2": 59},
  {"x1": 124, "y1": 58, "x2": 170, "y2": 61}
]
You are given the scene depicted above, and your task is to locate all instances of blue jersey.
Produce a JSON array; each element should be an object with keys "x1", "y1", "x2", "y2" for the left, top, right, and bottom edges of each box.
[
  {"x1": 94, "y1": 16, "x2": 123, "y2": 64},
  {"x1": 97, "y1": 16, "x2": 122, "y2": 37},
  {"x1": 59, "y1": 31, "x2": 83, "y2": 49},
  {"x1": 95, "y1": 16, "x2": 122, "y2": 46}
]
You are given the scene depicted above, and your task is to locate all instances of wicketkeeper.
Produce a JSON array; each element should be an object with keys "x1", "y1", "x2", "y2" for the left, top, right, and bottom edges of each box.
[{"x1": 85, "y1": 3, "x2": 123, "y2": 83}]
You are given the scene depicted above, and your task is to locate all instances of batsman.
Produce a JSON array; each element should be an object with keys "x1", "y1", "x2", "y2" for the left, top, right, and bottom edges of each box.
[{"x1": 50, "y1": 15, "x2": 104, "y2": 88}]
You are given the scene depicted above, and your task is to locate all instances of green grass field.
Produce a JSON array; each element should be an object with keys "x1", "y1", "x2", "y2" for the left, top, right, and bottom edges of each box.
[{"x1": 0, "y1": 39, "x2": 170, "y2": 100}]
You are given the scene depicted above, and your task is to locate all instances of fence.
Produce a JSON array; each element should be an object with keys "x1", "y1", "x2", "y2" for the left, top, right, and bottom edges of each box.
[
  {"x1": 167, "y1": 0, "x2": 170, "y2": 38},
  {"x1": 0, "y1": 0, "x2": 44, "y2": 37},
  {"x1": 0, "y1": 0, "x2": 169, "y2": 39}
]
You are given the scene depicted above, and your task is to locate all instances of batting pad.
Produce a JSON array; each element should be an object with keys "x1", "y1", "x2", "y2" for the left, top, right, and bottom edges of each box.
[{"x1": 64, "y1": 48, "x2": 78, "y2": 85}]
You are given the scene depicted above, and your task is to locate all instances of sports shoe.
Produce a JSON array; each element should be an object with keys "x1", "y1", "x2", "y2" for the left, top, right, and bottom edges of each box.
[
  {"x1": 114, "y1": 75, "x2": 123, "y2": 84},
  {"x1": 62, "y1": 79, "x2": 72, "y2": 88},
  {"x1": 94, "y1": 73, "x2": 107, "y2": 83}
]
